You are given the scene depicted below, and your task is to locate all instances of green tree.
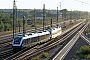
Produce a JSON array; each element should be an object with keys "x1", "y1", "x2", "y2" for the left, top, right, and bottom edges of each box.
[
  {"x1": 0, "y1": 21, "x2": 4, "y2": 32},
  {"x1": 4, "y1": 23, "x2": 11, "y2": 31}
]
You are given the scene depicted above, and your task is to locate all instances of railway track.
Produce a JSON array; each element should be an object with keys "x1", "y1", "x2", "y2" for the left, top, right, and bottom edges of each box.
[
  {"x1": 53, "y1": 21, "x2": 89, "y2": 60},
  {"x1": 81, "y1": 33, "x2": 90, "y2": 45},
  {"x1": 0, "y1": 20, "x2": 84, "y2": 60},
  {"x1": 0, "y1": 20, "x2": 82, "y2": 50},
  {"x1": 0, "y1": 36, "x2": 12, "y2": 49},
  {"x1": 4, "y1": 21, "x2": 86, "y2": 60},
  {"x1": 16, "y1": 22, "x2": 85, "y2": 60}
]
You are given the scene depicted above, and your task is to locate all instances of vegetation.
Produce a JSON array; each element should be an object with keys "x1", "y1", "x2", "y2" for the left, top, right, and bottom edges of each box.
[
  {"x1": 0, "y1": 12, "x2": 12, "y2": 32},
  {"x1": 32, "y1": 52, "x2": 49, "y2": 60},
  {"x1": 0, "y1": 12, "x2": 23, "y2": 33},
  {"x1": 46, "y1": 26, "x2": 50, "y2": 30},
  {"x1": 76, "y1": 45, "x2": 90, "y2": 59},
  {"x1": 0, "y1": 9, "x2": 89, "y2": 34},
  {"x1": 86, "y1": 28, "x2": 90, "y2": 33},
  {"x1": 60, "y1": 9, "x2": 89, "y2": 20},
  {"x1": 31, "y1": 24, "x2": 35, "y2": 27},
  {"x1": 41, "y1": 52, "x2": 49, "y2": 58}
]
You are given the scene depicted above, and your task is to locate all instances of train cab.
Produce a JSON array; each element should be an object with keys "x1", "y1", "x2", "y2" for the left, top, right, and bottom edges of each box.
[
  {"x1": 12, "y1": 36, "x2": 23, "y2": 50},
  {"x1": 52, "y1": 27, "x2": 62, "y2": 38}
]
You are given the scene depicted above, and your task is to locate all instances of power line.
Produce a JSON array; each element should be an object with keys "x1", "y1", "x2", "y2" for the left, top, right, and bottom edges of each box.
[{"x1": 75, "y1": 0, "x2": 90, "y2": 5}]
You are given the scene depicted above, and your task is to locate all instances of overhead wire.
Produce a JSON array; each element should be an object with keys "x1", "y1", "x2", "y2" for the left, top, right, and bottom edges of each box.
[{"x1": 75, "y1": 0, "x2": 90, "y2": 5}]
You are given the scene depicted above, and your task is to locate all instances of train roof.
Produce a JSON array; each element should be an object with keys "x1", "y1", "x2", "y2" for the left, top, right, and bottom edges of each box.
[
  {"x1": 38, "y1": 30, "x2": 49, "y2": 36},
  {"x1": 14, "y1": 27, "x2": 61, "y2": 40},
  {"x1": 22, "y1": 33, "x2": 38, "y2": 39},
  {"x1": 22, "y1": 30, "x2": 49, "y2": 39}
]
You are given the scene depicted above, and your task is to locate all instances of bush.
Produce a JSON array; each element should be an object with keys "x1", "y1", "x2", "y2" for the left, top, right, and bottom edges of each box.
[
  {"x1": 76, "y1": 45, "x2": 90, "y2": 59},
  {"x1": 79, "y1": 46, "x2": 90, "y2": 55},
  {"x1": 31, "y1": 24, "x2": 35, "y2": 27},
  {"x1": 31, "y1": 52, "x2": 49, "y2": 60},
  {"x1": 46, "y1": 26, "x2": 50, "y2": 30},
  {"x1": 86, "y1": 28, "x2": 90, "y2": 33},
  {"x1": 87, "y1": 54, "x2": 90, "y2": 59},
  {"x1": 32, "y1": 57, "x2": 39, "y2": 60},
  {"x1": 41, "y1": 52, "x2": 49, "y2": 59}
]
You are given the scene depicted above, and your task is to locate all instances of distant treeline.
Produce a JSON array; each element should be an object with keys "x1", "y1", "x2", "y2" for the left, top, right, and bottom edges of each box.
[
  {"x1": 0, "y1": 12, "x2": 22, "y2": 32},
  {"x1": 0, "y1": 9, "x2": 89, "y2": 32}
]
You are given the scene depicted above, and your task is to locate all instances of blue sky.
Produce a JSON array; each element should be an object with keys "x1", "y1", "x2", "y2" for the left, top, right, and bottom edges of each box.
[{"x1": 0, "y1": 0, "x2": 90, "y2": 11}]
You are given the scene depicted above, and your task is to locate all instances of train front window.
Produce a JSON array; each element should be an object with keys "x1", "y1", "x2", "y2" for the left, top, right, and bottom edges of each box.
[{"x1": 14, "y1": 37, "x2": 22, "y2": 44}]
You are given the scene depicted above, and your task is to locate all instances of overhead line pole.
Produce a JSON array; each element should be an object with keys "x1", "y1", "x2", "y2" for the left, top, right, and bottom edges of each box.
[
  {"x1": 23, "y1": 16, "x2": 25, "y2": 37},
  {"x1": 13, "y1": 0, "x2": 16, "y2": 38},
  {"x1": 57, "y1": 7, "x2": 58, "y2": 28},
  {"x1": 59, "y1": 2, "x2": 62, "y2": 25},
  {"x1": 15, "y1": 6, "x2": 17, "y2": 36},
  {"x1": 60, "y1": 2, "x2": 61, "y2": 16},
  {"x1": 16, "y1": 6, "x2": 18, "y2": 33},
  {"x1": 34, "y1": 9, "x2": 36, "y2": 33},
  {"x1": 43, "y1": 4, "x2": 45, "y2": 31}
]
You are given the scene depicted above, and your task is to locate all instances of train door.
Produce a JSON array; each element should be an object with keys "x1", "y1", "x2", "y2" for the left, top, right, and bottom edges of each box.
[{"x1": 49, "y1": 29, "x2": 52, "y2": 39}]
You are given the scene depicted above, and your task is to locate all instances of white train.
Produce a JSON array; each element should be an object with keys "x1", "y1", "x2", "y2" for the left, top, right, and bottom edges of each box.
[{"x1": 12, "y1": 27, "x2": 62, "y2": 50}]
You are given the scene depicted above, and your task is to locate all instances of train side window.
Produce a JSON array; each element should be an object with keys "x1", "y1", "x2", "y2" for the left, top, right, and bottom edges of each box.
[
  {"x1": 22, "y1": 40, "x2": 25, "y2": 45},
  {"x1": 27, "y1": 39, "x2": 29, "y2": 44},
  {"x1": 28, "y1": 38, "x2": 30, "y2": 43},
  {"x1": 26, "y1": 39, "x2": 28, "y2": 44},
  {"x1": 38, "y1": 31, "x2": 42, "y2": 33},
  {"x1": 23, "y1": 39, "x2": 27, "y2": 45}
]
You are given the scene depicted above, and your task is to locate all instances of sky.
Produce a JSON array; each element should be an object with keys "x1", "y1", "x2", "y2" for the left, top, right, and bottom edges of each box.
[{"x1": 0, "y1": 0, "x2": 90, "y2": 11}]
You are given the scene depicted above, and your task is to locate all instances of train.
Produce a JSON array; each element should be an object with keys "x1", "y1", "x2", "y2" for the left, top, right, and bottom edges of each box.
[{"x1": 12, "y1": 27, "x2": 62, "y2": 50}]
